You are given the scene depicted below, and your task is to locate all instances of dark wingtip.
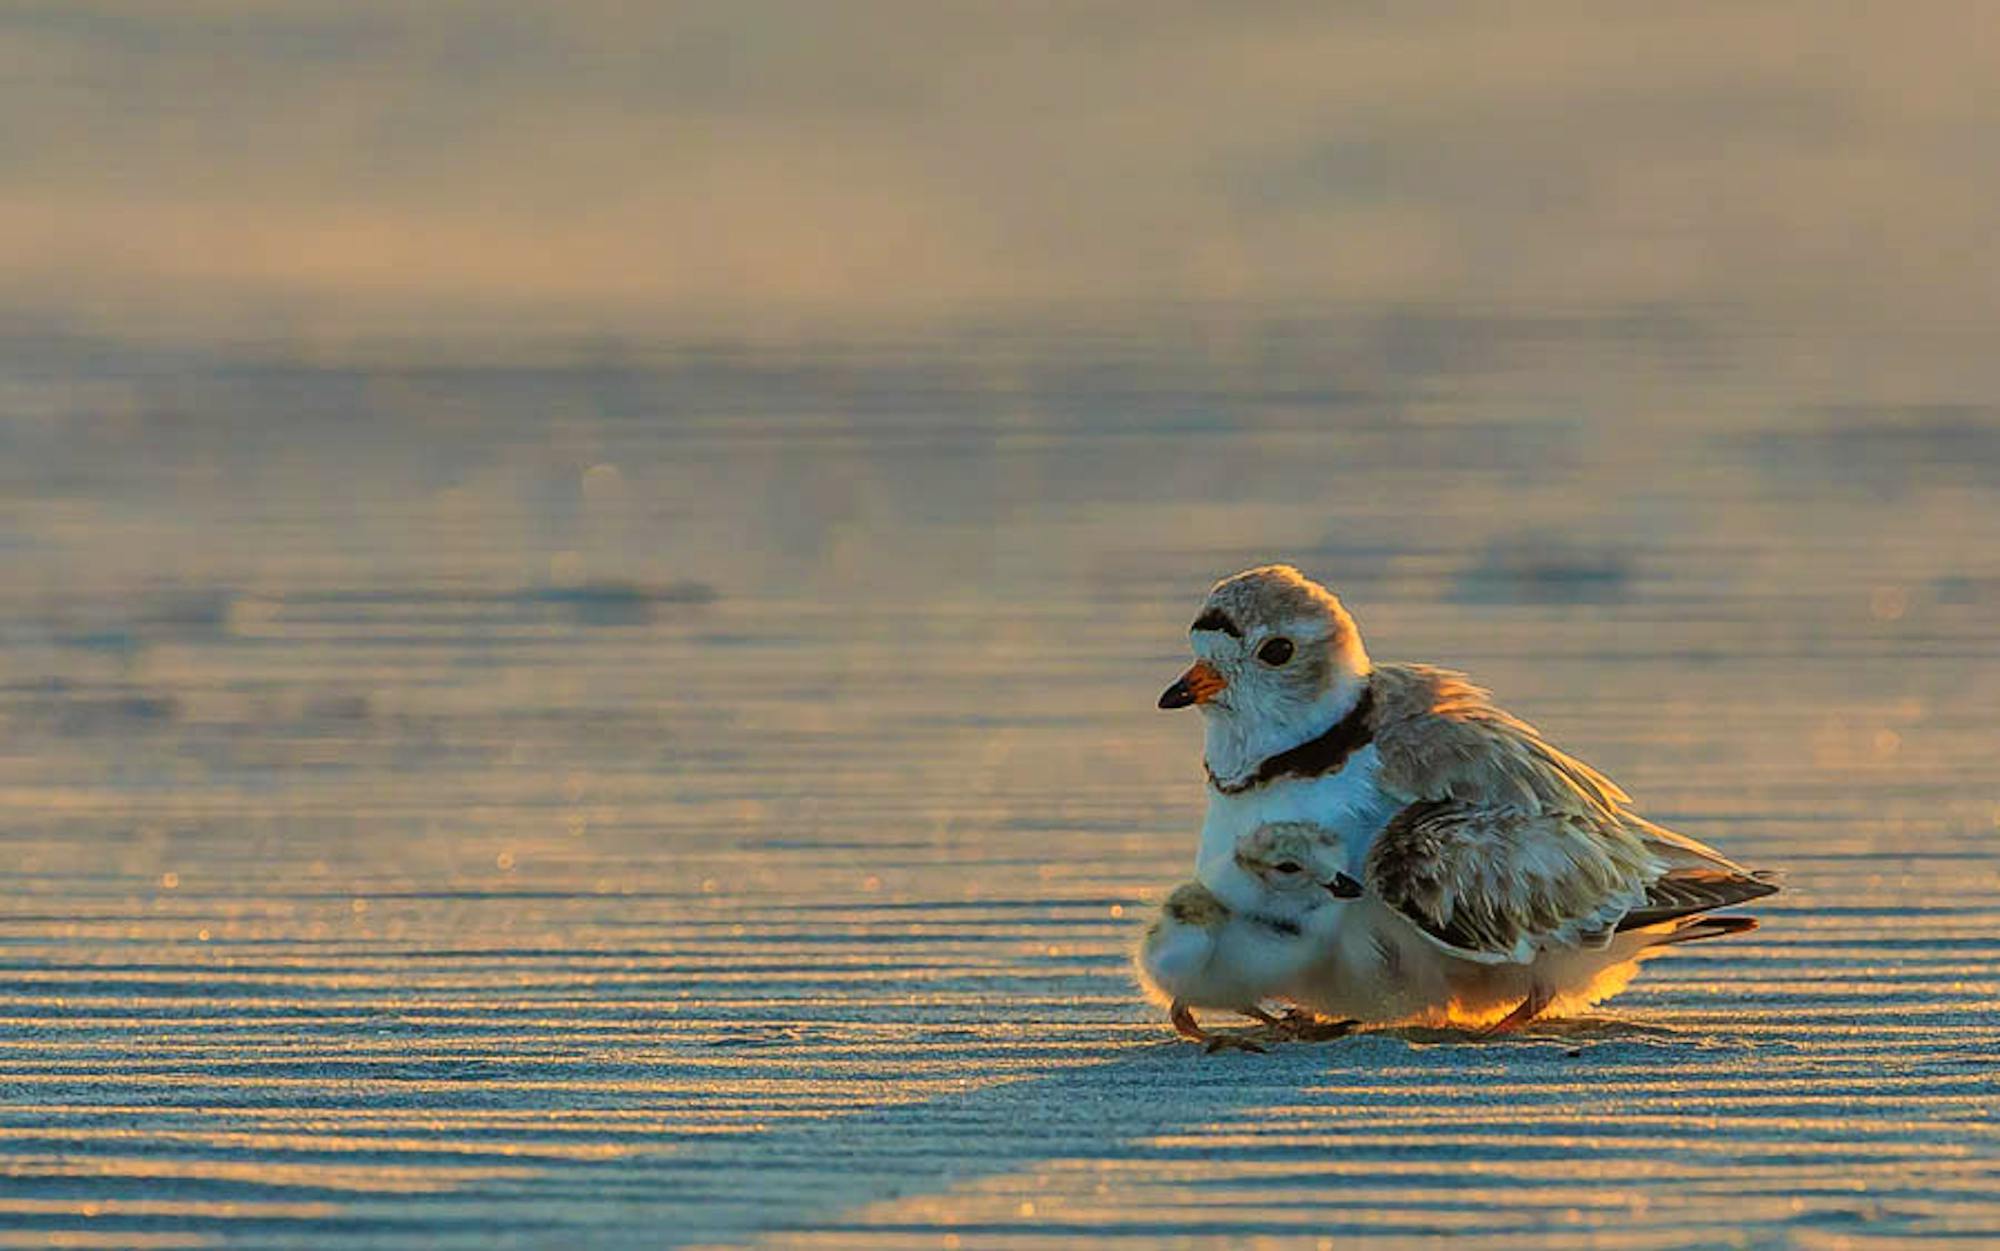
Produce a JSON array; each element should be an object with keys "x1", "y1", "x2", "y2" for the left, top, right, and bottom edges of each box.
[
  {"x1": 1704, "y1": 915, "x2": 1761, "y2": 935},
  {"x1": 1650, "y1": 914, "x2": 1761, "y2": 948},
  {"x1": 1615, "y1": 868, "x2": 1782, "y2": 933}
]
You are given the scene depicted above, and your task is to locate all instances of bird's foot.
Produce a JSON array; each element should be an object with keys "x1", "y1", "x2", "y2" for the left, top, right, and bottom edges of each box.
[
  {"x1": 1279, "y1": 1012, "x2": 1361, "y2": 1042},
  {"x1": 1170, "y1": 1000, "x2": 1269, "y2": 1054},
  {"x1": 1236, "y1": 1005, "x2": 1360, "y2": 1043}
]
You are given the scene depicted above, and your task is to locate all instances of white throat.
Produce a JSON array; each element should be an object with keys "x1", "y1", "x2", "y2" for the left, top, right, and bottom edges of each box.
[{"x1": 1202, "y1": 675, "x2": 1368, "y2": 788}]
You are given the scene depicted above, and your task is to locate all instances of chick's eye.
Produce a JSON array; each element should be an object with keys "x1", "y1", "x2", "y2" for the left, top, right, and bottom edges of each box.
[
  {"x1": 1273, "y1": 860, "x2": 1302, "y2": 875},
  {"x1": 1257, "y1": 637, "x2": 1294, "y2": 666}
]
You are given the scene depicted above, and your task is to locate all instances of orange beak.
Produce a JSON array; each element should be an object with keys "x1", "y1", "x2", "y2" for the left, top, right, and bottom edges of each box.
[{"x1": 1158, "y1": 660, "x2": 1226, "y2": 709}]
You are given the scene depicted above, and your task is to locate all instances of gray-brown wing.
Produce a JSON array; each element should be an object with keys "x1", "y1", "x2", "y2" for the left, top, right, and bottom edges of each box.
[
  {"x1": 1365, "y1": 800, "x2": 1658, "y2": 963},
  {"x1": 1367, "y1": 662, "x2": 1762, "y2": 896},
  {"x1": 1367, "y1": 800, "x2": 1777, "y2": 963},
  {"x1": 1369, "y1": 664, "x2": 1632, "y2": 823}
]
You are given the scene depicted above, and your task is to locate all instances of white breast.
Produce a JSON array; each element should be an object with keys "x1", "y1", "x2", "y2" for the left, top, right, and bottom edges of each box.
[
  {"x1": 1195, "y1": 745, "x2": 1401, "y2": 881},
  {"x1": 1138, "y1": 924, "x2": 1217, "y2": 993}
]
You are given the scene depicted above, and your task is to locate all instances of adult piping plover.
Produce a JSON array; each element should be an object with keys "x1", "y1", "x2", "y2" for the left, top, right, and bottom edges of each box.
[
  {"x1": 1135, "y1": 823, "x2": 1359, "y2": 1051},
  {"x1": 1158, "y1": 564, "x2": 1778, "y2": 1031}
]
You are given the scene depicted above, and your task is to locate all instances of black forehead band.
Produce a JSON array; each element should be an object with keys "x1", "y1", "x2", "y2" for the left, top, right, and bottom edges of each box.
[{"x1": 1190, "y1": 607, "x2": 1242, "y2": 637}]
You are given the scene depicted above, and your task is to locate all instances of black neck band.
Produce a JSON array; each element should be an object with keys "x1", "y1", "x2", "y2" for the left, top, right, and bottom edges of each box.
[
  {"x1": 1241, "y1": 910, "x2": 1304, "y2": 937},
  {"x1": 1206, "y1": 682, "x2": 1376, "y2": 796}
]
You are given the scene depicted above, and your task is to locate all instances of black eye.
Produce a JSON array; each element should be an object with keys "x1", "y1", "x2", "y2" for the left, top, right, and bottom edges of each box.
[
  {"x1": 1273, "y1": 860, "x2": 1302, "y2": 875},
  {"x1": 1257, "y1": 637, "x2": 1294, "y2": 666}
]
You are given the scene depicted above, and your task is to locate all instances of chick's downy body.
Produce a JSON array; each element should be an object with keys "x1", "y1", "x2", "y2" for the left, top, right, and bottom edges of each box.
[{"x1": 1134, "y1": 824, "x2": 1348, "y2": 1045}]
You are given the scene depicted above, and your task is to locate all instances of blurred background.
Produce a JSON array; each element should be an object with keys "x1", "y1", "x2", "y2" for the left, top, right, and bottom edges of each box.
[
  {"x1": 6, "y1": 2, "x2": 2000, "y2": 348},
  {"x1": 4, "y1": 3, "x2": 1998, "y2": 1248}
]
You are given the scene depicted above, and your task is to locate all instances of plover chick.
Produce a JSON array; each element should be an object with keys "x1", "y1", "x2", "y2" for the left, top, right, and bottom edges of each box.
[{"x1": 1135, "y1": 822, "x2": 1359, "y2": 1051}]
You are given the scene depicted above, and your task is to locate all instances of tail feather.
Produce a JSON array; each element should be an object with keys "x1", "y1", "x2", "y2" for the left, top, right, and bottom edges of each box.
[
  {"x1": 1615, "y1": 868, "x2": 1780, "y2": 932},
  {"x1": 1647, "y1": 914, "x2": 1759, "y2": 948}
]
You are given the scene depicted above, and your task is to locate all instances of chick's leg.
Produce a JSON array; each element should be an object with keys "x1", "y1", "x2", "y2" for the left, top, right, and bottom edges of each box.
[
  {"x1": 1169, "y1": 1000, "x2": 1205, "y2": 1041},
  {"x1": 1271, "y1": 1007, "x2": 1361, "y2": 1041},
  {"x1": 1250, "y1": 1003, "x2": 1361, "y2": 1041},
  {"x1": 1169, "y1": 1000, "x2": 1266, "y2": 1054}
]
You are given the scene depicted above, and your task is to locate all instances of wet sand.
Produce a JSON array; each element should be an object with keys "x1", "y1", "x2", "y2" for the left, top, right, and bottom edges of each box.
[{"x1": 3, "y1": 314, "x2": 1996, "y2": 1246}]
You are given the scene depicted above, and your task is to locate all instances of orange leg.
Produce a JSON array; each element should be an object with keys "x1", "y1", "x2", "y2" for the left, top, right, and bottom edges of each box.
[
  {"x1": 1481, "y1": 985, "x2": 1552, "y2": 1038},
  {"x1": 1169, "y1": 1000, "x2": 1267, "y2": 1053}
]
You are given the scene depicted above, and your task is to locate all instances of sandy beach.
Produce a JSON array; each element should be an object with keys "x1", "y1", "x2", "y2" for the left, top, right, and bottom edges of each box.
[
  {"x1": 4, "y1": 315, "x2": 1997, "y2": 1247},
  {"x1": 5, "y1": 4, "x2": 2000, "y2": 1245}
]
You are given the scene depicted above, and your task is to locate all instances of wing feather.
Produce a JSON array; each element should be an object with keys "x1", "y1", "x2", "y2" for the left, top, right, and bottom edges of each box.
[
  {"x1": 1366, "y1": 801, "x2": 1656, "y2": 963},
  {"x1": 1370, "y1": 664, "x2": 1631, "y2": 821},
  {"x1": 1364, "y1": 664, "x2": 1777, "y2": 962},
  {"x1": 1615, "y1": 869, "x2": 1780, "y2": 932}
]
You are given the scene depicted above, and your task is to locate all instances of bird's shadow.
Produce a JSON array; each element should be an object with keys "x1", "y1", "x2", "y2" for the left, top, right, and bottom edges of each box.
[
  {"x1": 610, "y1": 1013, "x2": 1721, "y2": 1247},
  {"x1": 1378, "y1": 1014, "x2": 1687, "y2": 1046},
  {"x1": 1191, "y1": 1011, "x2": 1689, "y2": 1054}
]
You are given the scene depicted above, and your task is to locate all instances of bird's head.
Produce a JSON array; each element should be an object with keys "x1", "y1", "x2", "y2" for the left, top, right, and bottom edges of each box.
[
  {"x1": 1157, "y1": 880, "x2": 1231, "y2": 930},
  {"x1": 1232, "y1": 822, "x2": 1337, "y2": 896},
  {"x1": 1159, "y1": 565, "x2": 1370, "y2": 770}
]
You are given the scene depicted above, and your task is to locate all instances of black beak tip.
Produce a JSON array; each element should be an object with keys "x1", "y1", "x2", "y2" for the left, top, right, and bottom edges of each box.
[
  {"x1": 1158, "y1": 680, "x2": 1195, "y2": 710},
  {"x1": 1326, "y1": 873, "x2": 1365, "y2": 899}
]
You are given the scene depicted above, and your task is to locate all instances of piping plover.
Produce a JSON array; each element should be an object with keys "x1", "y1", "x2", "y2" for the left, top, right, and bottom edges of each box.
[
  {"x1": 1135, "y1": 823, "x2": 1358, "y2": 1051},
  {"x1": 1159, "y1": 564, "x2": 1778, "y2": 1031}
]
